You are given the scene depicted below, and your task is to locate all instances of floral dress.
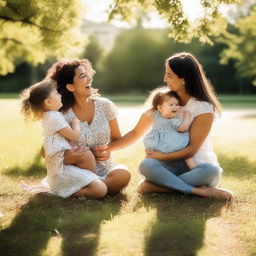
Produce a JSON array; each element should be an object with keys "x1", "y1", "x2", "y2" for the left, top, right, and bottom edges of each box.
[{"x1": 65, "y1": 97, "x2": 128, "y2": 179}]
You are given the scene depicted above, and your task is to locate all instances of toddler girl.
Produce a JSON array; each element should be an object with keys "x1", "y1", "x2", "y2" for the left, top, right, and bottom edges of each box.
[
  {"x1": 143, "y1": 90, "x2": 195, "y2": 169},
  {"x1": 20, "y1": 80, "x2": 98, "y2": 197}
]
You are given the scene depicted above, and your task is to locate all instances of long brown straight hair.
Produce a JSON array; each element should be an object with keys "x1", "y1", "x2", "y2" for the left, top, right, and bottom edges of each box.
[{"x1": 167, "y1": 52, "x2": 222, "y2": 114}]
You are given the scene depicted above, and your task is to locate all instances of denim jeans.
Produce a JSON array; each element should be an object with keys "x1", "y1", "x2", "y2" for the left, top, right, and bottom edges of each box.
[{"x1": 139, "y1": 159, "x2": 221, "y2": 194}]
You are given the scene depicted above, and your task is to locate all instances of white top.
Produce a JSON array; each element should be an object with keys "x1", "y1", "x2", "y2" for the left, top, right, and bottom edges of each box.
[
  {"x1": 178, "y1": 97, "x2": 222, "y2": 172},
  {"x1": 42, "y1": 111, "x2": 68, "y2": 136}
]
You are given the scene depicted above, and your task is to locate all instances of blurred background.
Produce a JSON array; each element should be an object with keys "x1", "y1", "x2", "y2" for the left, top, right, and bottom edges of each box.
[{"x1": 0, "y1": 0, "x2": 256, "y2": 98}]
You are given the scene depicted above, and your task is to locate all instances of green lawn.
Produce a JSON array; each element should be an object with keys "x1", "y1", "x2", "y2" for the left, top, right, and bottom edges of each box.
[{"x1": 0, "y1": 99, "x2": 256, "y2": 256}]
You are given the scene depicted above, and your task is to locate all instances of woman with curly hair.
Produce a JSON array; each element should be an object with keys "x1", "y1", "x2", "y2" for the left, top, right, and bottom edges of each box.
[{"x1": 43, "y1": 59, "x2": 130, "y2": 198}]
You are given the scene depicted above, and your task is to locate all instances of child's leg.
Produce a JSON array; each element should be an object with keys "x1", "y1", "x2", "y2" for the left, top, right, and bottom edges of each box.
[
  {"x1": 185, "y1": 157, "x2": 196, "y2": 169},
  {"x1": 76, "y1": 150, "x2": 96, "y2": 172},
  {"x1": 64, "y1": 149, "x2": 96, "y2": 172}
]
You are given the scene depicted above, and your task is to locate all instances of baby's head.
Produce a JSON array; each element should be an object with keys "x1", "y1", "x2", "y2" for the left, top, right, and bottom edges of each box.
[
  {"x1": 20, "y1": 79, "x2": 62, "y2": 120},
  {"x1": 152, "y1": 91, "x2": 181, "y2": 118}
]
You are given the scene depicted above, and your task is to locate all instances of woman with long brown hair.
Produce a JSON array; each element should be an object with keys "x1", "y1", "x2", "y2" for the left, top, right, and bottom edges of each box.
[{"x1": 108, "y1": 52, "x2": 233, "y2": 200}]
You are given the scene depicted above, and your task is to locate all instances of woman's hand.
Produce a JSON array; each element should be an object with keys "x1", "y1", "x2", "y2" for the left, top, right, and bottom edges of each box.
[
  {"x1": 145, "y1": 149, "x2": 167, "y2": 161},
  {"x1": 91, "y1": 145, "x2": 111, "y2": 161}
]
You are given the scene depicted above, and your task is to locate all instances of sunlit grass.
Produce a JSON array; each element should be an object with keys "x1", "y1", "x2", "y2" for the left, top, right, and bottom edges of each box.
[{"x1": 0, "y1": 99, "x2": 256, "y2": 256}]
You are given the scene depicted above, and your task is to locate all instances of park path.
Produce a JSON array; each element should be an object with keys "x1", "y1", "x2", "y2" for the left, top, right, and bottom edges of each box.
[{"x1": 117, "y1": 106, "x2": 256, "y2": 132}]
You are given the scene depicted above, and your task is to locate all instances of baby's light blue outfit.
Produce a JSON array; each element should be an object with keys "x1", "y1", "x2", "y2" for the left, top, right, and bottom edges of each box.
[{"x1": 143, "y1": 110, "x2": 189, "y2": 153}]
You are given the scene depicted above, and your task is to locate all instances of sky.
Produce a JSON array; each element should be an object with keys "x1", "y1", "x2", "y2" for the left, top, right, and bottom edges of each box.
[{"x1": 82, "y1": 0, "x2": 230, "y2": 28}]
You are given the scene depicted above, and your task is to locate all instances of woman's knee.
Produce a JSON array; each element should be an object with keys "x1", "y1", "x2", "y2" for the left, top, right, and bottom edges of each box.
[
  {"x1": 139, "y1": 158, "x2": 160, "y2": 176},
  {"x1": 120, "y1": 169, "x2": 131, "y2": 185},
  {"x1": 87, "y1": 180, "x2": 108, "y2": 198},
  {"x1": 199, "y1": 163, "x2": 220, "y2": 182},
  {"x1": 107, "y1": 169, "x2": 131, "y2": 187}
]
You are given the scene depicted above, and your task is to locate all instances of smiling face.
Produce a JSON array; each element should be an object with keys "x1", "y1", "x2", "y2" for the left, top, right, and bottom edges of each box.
[
  {"x1": 157, "y1": 96, "x2": 180, "y2": 119},
  {"x1": 67, "y1": 65, "x2": 94, "y2": 97},
  {"x1": 164, "y1": 63, "x2": 185, "y2": 93}
]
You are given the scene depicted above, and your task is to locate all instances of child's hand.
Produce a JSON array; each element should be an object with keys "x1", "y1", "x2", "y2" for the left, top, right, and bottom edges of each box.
[
  {"x1": 183, "y1": 110, "x2": 191, "y2": 119},
  {"x1": 71, "y1": 117, "x2": 79, "y2": 126}
]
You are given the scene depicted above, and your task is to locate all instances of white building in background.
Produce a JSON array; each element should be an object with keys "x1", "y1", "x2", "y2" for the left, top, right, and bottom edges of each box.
[{"x1": 81, "y1": 19, "x2": 125, "y2": 52}]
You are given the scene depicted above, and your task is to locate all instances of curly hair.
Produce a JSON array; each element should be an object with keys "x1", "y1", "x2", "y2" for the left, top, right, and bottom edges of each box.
[
  {"x1": 46, "y1": 59, "x2": 95, "y2": 112},
  {"x1": 20, "y1": 80, "x2": 56, "y2": 120}
]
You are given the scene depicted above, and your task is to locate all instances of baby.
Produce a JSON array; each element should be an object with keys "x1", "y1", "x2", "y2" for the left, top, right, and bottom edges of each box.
[{"x1": 143, "y1": 90, "x2": 195, "y2": 169}]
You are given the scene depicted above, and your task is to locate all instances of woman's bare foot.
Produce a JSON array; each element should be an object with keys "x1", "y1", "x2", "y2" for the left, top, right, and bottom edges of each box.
[
  {"x1": 193, "y1": 186, "x2": 234, "y2": 201},
  {"x1": 137, "y1": 180, "x2": 173, "y2": 195}
]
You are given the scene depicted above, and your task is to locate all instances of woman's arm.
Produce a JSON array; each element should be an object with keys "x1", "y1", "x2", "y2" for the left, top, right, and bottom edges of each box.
[
  {"x1": 109, "y1": 119, "x2": 122, "y2": 142},
  {"x1": 108, "y1": 109, "x2": 153, "y2": 151},
  {"x1": 92, "y1": 109, "x2": 153, "y2": 161},
  {"x1": 146, "y1": 113, "x2": 213, "y2": 161}
]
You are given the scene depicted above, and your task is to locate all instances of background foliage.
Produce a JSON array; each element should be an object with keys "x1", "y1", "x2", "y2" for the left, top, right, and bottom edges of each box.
[
  {"x1": 0, "y1": 0, "x2": 84, "y2": 75},
  {"x1": 0, "y1": 0, "x2": 256, "y2": 94}
]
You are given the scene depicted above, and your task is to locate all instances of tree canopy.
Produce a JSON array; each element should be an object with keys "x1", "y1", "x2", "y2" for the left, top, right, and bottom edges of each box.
[
  {"x1": 0, "y1": 0, "x2": 84, "y2": 75},
  {"x1": 220, "y1": 4, "x2": 256, "y2": 85},
  {"x1": 0, "y1": 0, "x2": 246, "y2": 76},
  {"x1": 108, "y1": 0, "x2": 239, "y2": 43}
]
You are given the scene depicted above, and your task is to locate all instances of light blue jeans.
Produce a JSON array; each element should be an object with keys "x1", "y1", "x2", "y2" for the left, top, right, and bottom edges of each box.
[{"x1": 139, "y1": 159, "x2": 221, "y2": 194}]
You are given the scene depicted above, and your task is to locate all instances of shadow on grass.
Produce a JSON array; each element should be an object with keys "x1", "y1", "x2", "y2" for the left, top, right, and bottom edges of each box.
[
  {"x1": 217, "y1": 153, "x2": 256, "y2": 178},
  {"x1": 0, "y1": 193, "x2": 126, "y2": 256},
  {"x1": 3, "y1": 151, "x2": 46, "y2": 178},
  {"x1": 137, "y1": 194, "x2": 226, "y2": 256}
]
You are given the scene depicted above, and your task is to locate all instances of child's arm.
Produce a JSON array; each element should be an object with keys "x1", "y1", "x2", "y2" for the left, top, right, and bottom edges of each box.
[
  {"x1": 177, "y1": 111, "x2": 191, "y2": 132},
  {"x1": 58, "y1": 118, "x2": 80, "y2": 142}
]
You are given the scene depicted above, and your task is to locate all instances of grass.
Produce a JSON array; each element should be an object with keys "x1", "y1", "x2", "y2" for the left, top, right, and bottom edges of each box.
[{"x1": 0, "y1": 98, "x2": 256, "y2": 256}]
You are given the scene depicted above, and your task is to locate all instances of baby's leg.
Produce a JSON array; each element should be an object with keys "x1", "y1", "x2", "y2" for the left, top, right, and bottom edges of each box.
[
  {"x1": 185, "y1": 157, "x2": 196, "y2": 170},
  {"x1": 64, "y1": 149, "x2": 96, "y2": 173}
]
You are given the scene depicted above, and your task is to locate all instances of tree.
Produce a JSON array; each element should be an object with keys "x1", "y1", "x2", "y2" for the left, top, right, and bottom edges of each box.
[
  {"x1": 220, "y1": 4, "x2": 256, "y2": 85},
  {"x1": 98, "y1": 26, "x2": 247, "y2": 94},
  {"x1": 0, "y1": 0, "x2": 85, "y2": 75},
  {"x1": 0, "y1": 0, "x2": 242, "y2": 76},
  {"x1": 99, "y1": 27, "x2": 169, "y2": 94},
  {"x1": 80, "y1": 35, "x2": 103, "y2": 69},
  {"x1": 108, "y1": 0, "x2": 239, "y2": 43}
]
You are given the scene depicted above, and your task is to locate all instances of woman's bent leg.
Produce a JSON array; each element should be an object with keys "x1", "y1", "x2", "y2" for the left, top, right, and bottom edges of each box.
[
  {"x1": 139, "y1": 159, "x2": 193, "y2": 194},
  {"x1": 73, "y1": 179, "x2": 107, "y2": 198},
  {"x1": 178, "y1": 163, "x2": 221, "y2": 187},
  {"x1": 104, "y1": 169, "x2": 131, "y2": 195}
]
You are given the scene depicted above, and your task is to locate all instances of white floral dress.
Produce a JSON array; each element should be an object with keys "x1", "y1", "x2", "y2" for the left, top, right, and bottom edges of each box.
[
  {"x1": 65, "y1": 97, "x2": 128, "y2": 179},
  {"x1": 42, "y1": 111, "x2": 98, "y2": 198}
]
